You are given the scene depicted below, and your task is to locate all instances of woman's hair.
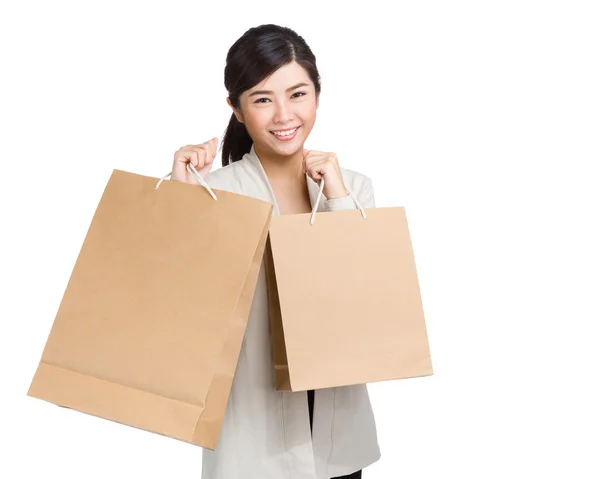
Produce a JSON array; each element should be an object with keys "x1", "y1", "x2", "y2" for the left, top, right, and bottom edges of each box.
[{"x1": 221, "y1": 24, "x2": 321, "y2": 166}]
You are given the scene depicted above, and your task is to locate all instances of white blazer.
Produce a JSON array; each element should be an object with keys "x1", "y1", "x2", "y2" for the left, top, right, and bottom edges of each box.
[{"x1": 201, "y1": 144, "x2": 381, "y2": 479}]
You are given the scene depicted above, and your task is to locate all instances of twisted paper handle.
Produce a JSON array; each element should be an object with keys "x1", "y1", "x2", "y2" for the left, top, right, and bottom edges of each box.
[
  {"x1": 310, "y1": 178, "x2": 366, "y2": 225},
  {"x1": 155, "y1": 163, "x2": 217, "y2": 201}
]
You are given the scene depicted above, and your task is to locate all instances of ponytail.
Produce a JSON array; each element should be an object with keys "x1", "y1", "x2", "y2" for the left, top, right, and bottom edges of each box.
[{"x1": 221, "y1": 113, "x2": 253, "y2": 167}]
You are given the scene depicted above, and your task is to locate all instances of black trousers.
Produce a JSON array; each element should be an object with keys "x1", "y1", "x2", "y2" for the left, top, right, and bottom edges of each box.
[{"x1": 308, "y1": 389, "x2": 363, "y2": 479}]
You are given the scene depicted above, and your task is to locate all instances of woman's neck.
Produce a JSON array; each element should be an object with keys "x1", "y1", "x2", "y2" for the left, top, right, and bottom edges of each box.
[{"x1": 254, "y1": 144, "x2": 305, "y2": 185}]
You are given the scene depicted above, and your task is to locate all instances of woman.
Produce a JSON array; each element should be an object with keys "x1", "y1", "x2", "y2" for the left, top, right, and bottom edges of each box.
[{"x1": 170, "y1": 24, "x2": 380, "y2": 479}]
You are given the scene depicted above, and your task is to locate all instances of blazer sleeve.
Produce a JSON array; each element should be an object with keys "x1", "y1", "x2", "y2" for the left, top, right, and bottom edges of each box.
[{"x1": 324, "y1": 175, "x2": 376, "y2": 211}]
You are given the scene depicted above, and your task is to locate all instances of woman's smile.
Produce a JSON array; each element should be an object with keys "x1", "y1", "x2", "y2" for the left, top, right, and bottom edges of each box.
[{"x1": 270, "y1": 126, "x2": 300, "y2": 141}]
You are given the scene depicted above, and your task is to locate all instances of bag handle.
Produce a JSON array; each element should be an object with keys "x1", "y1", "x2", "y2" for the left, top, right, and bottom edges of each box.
[
  {"x1": 310, "y1": 178, "x2": 367, "y2": 225},
  {"x1": 155, "y1": 163, "x2": 218, "y2": 201}
]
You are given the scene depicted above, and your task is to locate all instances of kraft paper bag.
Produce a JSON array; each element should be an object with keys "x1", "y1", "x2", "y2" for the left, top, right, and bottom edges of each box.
[
  {"x1": 265, "y1": 186, "x2": 432, "y2": 392},
  {"x1": 27, "y1": 168, "x2": 273, "y2": 450}
]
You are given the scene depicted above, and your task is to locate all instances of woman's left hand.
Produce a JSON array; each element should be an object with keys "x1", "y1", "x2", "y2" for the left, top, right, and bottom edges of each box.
[{"x1": 302, "y1": 149, "x2": 348, "y2": 199}]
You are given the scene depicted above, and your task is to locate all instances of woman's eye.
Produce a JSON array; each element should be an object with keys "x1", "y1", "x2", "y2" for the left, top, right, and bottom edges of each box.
[{"x1": 254, "y1": 92, "x2": 306, "y2": 104}]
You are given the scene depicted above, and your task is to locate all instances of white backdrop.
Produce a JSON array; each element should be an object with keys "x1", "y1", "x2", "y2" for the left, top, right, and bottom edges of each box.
[{"x1": 1, "y1": 1, "x2": 599, "y2": 478}]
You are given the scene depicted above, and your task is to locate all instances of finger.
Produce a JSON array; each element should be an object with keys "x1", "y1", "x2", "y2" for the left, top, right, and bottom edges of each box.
[
  {"x1": 303, "y1": 152, "x2": 324, "y2": 173},
  {"x1": 303, "y1": 151, "x2": 330, "y2": 169},
  {"x1": 191, "y1": 147, "x2": 210, "y2": 169},
  {"x1": 174, "y1": 147, "x2": 192, "y2": 164},
  {"x1": 203, "y1": 138, "x2": 217, "y2": 161},
  {"x1": 189, "y1": 150, "x2": 200, "y2": 169},
  {"x1": 307, "y1": 159, "x2": 329, "y2": 176},
  {"x1": 309, "y1": 155, "x2": 340, "y2": 180},
  {"x1": 302, "y1": 149, "x2": 310, "y2": 174},
  {"x1": 172, "y1": 156, "x2": 188, "y2": 179},
  {"x1": 306, "y1": 162, "x2": 327, "y2": 183},
  {"x1": 209, "y1": 137, "x2": 220, "y2": 161},
  {"x1": 211, "y1": 137, "x2": 219, "y2": 159},
  {"x1": 196, "y1": 145, "x2": 212, "y2": 168},
  {"x1": 307, "y1": 171, "x2": 323, "y2": 184}
]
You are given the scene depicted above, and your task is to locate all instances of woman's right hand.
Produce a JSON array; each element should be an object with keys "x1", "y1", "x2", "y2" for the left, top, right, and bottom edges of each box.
[{"x1": 171, "y1": 137, "x2": 219, "y2": 184}]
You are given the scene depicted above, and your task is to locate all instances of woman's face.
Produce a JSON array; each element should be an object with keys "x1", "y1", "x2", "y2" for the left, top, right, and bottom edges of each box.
[{"x1": 229, "y1": 61, "x2": 319, "y2": 158}]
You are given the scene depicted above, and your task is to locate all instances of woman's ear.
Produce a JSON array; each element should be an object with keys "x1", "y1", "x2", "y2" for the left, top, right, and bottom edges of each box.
[{"x1": 226, "y1": 97, "x2": 244, "y2": 124}]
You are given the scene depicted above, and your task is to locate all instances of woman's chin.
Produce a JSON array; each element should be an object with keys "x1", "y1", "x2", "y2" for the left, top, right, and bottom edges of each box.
[{"x1": 263, "y1": 137, "x2": 303, "y2": 156}]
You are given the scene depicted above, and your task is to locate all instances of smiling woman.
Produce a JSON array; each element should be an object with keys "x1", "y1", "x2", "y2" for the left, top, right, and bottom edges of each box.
[
  {"x1": 169, "y1": 24, "x2": 379, "y2": 479},
  {"x1": 220, "y1": 27, "x2": 321, "y2": 167},
  {"x1": 226, "y1": 63, "x2": 317, "y2": 164}
]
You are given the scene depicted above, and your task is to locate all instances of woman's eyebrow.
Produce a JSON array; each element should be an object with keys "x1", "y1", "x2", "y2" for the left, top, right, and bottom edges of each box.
[{"x1": 248, "y1": 82, "x2": 309, "y2": 97}]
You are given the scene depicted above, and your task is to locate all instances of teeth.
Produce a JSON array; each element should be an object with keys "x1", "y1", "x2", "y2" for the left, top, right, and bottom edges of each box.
[{"x1": 272, "y1": 127, "x2": 298, "y2": 137}]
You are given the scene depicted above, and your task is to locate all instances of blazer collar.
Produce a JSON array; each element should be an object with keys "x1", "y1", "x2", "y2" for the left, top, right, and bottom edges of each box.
[{"x1": 242, "y1": 143, "x2": 324, "y2": 216}]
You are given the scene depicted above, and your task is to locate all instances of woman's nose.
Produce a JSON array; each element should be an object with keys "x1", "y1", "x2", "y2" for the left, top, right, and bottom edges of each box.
[{"x1": 273, "y1": 100, "x2": 293, "y2": 123}]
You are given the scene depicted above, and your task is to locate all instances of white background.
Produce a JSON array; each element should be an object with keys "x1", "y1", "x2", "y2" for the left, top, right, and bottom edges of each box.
[{"x1": 1, "y1": 1, "x2": 599, "y2": 477}]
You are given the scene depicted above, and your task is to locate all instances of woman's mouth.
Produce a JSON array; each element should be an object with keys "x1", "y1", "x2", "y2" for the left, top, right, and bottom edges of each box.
[{"x1": 270, "y1": 126, "x2": 300, "y2": 141}]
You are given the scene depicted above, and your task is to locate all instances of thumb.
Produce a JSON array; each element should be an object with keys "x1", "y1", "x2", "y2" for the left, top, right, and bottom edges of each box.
[
  {"x1": 302, "y1": 149, "x2": 309, "y2": 174},
  {"x1": 212, "y1": 137, "x2": 219, "y2": 158}
]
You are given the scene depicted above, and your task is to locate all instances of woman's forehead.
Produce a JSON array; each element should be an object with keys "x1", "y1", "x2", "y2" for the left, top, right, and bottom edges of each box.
[{"x1": 248, "y1": 62, "x2": 313, "y2": 94}]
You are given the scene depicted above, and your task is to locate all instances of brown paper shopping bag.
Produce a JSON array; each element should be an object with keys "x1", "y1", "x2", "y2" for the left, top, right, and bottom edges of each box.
[
  {"x1": 265, "y1": 182, "x2": 432, "y2": 392},
  {"x1": 27, "y1": 168, "x2": 273, "y2": 450}
]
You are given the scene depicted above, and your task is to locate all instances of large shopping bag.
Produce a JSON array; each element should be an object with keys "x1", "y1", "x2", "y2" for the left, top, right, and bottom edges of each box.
[
  {"x1": 265, "y1": 182, "x2": 432, "y2": 392},
  {"x1": 27, "y1": 168, "x2": 273, "y2": 450}
]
